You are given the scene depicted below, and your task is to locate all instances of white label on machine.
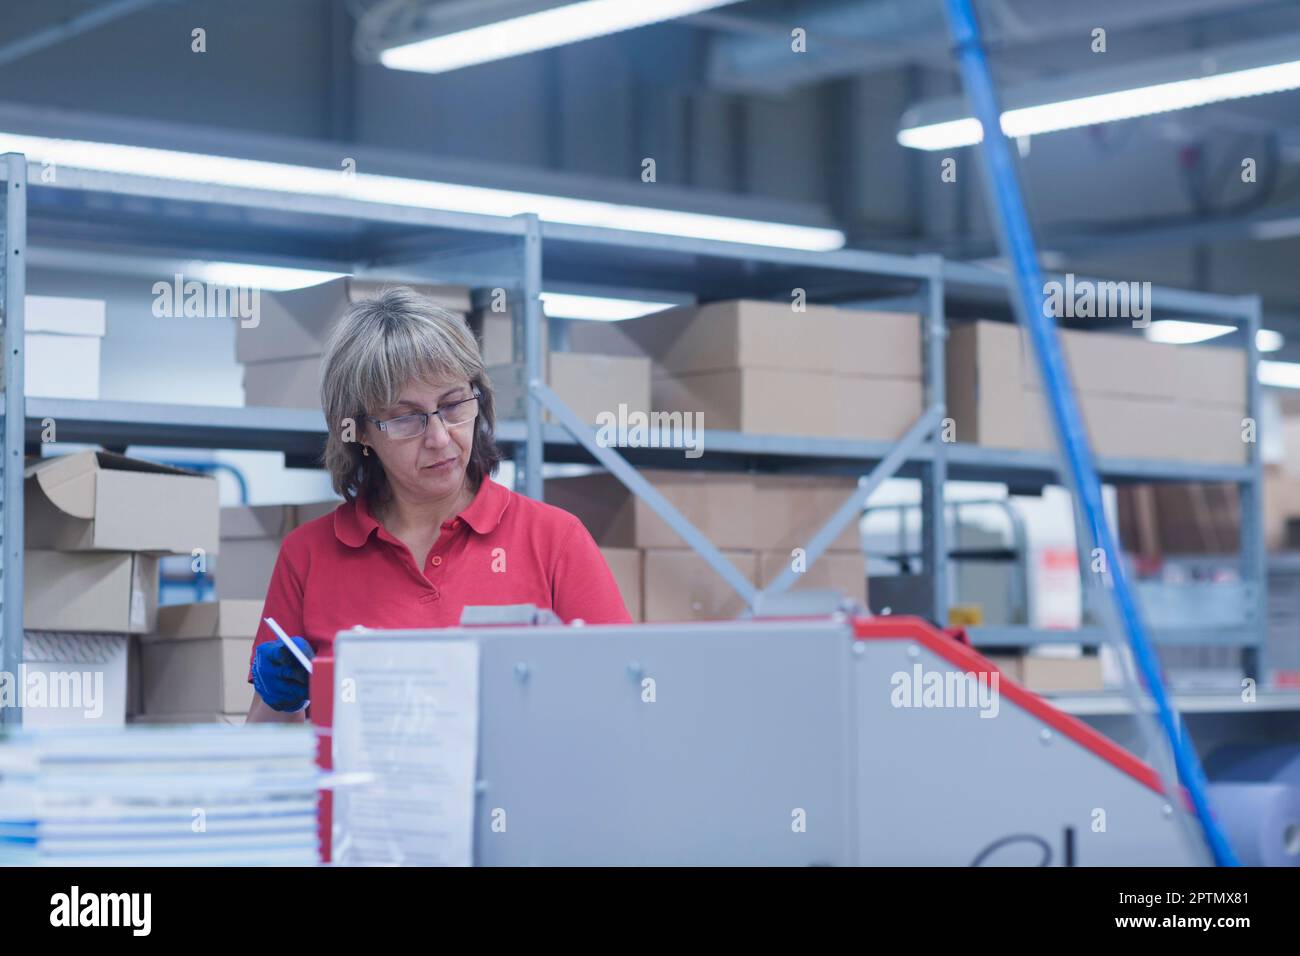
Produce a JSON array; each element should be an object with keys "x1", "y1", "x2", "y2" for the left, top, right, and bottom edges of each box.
[{"x1": 331, "y1": 638, "x2": 480, "y2": 866}]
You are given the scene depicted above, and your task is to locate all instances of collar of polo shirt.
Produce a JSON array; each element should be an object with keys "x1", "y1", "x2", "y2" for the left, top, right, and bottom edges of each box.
[{"x1": 335, "y1": 477, "x2": 511, "y2": 548}]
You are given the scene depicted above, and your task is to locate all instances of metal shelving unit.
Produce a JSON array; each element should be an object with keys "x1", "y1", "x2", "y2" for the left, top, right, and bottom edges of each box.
[{"x1": 0, "y1": 153, "x2": 1272, "y2": 723}]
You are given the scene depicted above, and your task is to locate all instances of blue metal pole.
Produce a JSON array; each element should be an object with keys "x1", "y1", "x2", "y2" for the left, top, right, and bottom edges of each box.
[{"x1": 941, "y1": 0, "x2": 1238, "y2": 866}]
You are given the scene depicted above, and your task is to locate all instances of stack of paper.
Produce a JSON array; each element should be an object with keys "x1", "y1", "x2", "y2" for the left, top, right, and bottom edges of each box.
[{"x1": 0, "y1": 724, "x2": 319, "y2": 866}]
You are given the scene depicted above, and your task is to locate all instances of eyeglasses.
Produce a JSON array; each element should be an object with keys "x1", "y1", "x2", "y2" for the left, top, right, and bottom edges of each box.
[{"x1": 367, "y1": 388, "x2": 481, "y2": 440}]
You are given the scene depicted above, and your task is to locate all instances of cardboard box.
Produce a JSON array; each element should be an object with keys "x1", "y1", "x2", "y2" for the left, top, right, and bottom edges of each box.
[
  {"x1": 24, "y1": 332, "x2": 101, "y2": 400},
  {"x1": 949, "y1": 320, "x2": 1247, "y2": 457},
  {"x1": 489, "y1": 352, "x2": 652, "y2": 425},
  {"x1": 945, "y1": 320, "x2": 1028, "y2": 448},
  {"x1": 27, "y1": 295, "x2": 107, "y2": 336},
  {"x1": 755, "y1": 549, "x2": 867, "y2": 604},
  {"x1": 217, "y1": 501, "x2": 339, "y2": 600},
  {"x1": 141, "y1": 636, "x2": 253, "y2": 714},
  {"x1": 833, "y1": 310, "x2": 922, "y2": 377},
  {"x1": 1265, "y1": 465, "x2": 1300, "y2": 550},
  {"x1": 1024, "y1": 389, "x2": 1247, "y2": 464},
  {"x1": 616, "y1": 300, "x2": 842, "y2": 374},
  {"x1": 24, "y1": 551, "x2": 159, "y2": 633},
  {"x1": 986, "y1": 653, "x2": 1104, "y2": 693},
  {"x1": 25, "y1": 451, "x2": 220, "y2": 554},
  {"x1": 549, "y1": 472, "x2": 866, "y2": 553},
  {"x1": 642, "y1": 549, "x2": 756, "y2": 622},
  {"x1": 151, "y1": 599, "x2": 263, "y2": 639},
  {"x1": 1118, "y1": 483, "x2": 1240, "y2": 556},
  {"x1": 11, "y1": 296, "x2": 107, "y2": 400},
  {"x1": 476, "y1": 309, "x2": 551, "y2": 366},
  {"x1": 652, "y1": 367, "x2": 838, "y2": 436},
  {"x1": 544, "y1": 470, "x2": 756, "y2": 550},
  {"x1": 1023, "y1": 329, "x2": 1246, "y2": 410},
  {"x1": 562, "y1": 316, "x2": 648, "y2": 359},
  {"x1": 599, "y1": 547, "x2": 642, "y2": 622},
  {"x1": 1279, "y1": 417, "x2": 1300, "y2": 478},
  {"x1": 140, "y1": 600, "x2": 262, "y2": 715},
  {"x1": 655, "y1": 368, "x2": 922, "y2": 441},
  {"x1": 834, "y1": 375, "x2": 925, "y2": 441},
  {"x1": 21, "y1": 631, "x2": 128, "y2": 727},
  {"x1": 751, "y1": 475, "x2": 861, "y2": 551},
  {"x1": 243, "y1": 355, "x2": 320, "y2": 408},
  {"x1": 236, "y1": 276, "x2": 472, "y2": 363}
]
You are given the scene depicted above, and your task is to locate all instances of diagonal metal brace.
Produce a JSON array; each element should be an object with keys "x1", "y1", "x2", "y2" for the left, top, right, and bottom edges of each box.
[
  {"x1": 760, "y1": 404, "x2": 945, "y2": 598},
  {"x1": 529, "y1": 379, "x2": 759, "y2": 606}
]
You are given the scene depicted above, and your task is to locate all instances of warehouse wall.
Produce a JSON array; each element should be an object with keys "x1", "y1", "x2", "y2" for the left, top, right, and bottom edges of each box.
[{"x1": 2, "y1": 1, "x2": 1298, "y2": 322}]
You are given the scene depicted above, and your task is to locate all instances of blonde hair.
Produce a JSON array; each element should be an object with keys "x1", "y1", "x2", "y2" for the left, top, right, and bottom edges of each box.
[{"x1": 320, "y1": 285, "x2": 501, "y2": 502}]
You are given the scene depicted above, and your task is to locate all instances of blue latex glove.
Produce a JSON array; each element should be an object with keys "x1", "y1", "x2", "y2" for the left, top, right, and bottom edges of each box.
[{"x1": 252, "y1": 636, "x2": 315, "y2": 713}]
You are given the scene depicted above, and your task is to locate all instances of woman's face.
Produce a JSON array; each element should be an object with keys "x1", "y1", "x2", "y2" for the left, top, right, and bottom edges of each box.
[{"x1": 365, "y1": 376, "x2": 478, "y2": 504}]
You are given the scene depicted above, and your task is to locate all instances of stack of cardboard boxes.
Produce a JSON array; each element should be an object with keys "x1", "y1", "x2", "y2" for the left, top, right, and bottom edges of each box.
[
  {"x1": 546, "y1": 470, "x2": 868, "y2": 622},
  {"x1": 135, "y1": 600, "x2": 264, "y2": 725},
  {"x1": 23, "y1": 451, "x2": 220, "y2": 726},
  {"x1": 22, "y1": 295, "x2": 107, "y2": 400},
  {"x1": 215, "y1": 500, "x2": 340, "y2": 599},
  {"x1": 567, "y1": 300, "x2": 923, "y2": 440},
  {"x1": 238, "y1": 278, "x2": 472, "y2": 408},
  {"x1": 947, "y1": 320, "x2": 1246, "y2": 463},
  {"x1": 137, "y1": 500, "x2": 340, "y2": 725},
  {"x1": 477, "y1": 310, "x2": 653, "y2": 426}
]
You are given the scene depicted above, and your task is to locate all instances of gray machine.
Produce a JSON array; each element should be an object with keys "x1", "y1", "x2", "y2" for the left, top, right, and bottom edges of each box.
[{"x1": 329, "y1": 615, "x2": 1199, "y2": 866}]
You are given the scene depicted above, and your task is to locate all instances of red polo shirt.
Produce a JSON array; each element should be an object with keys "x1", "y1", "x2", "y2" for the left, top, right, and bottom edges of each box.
[{"x1": 248, "y1": 477, "x2": 631, "y2": 677}]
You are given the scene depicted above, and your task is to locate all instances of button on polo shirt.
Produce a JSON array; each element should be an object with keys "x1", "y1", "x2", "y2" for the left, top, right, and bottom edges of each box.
[{"x1": 248, "y1": 477, "x2": 631, "y2": 680}]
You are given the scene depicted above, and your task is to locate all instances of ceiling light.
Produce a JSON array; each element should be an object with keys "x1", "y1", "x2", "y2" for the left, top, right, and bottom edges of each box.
[
  {"x1": 0, "y1": 132, "x2": 843, "y2": 251},
  {"x1": 1258, "y1": 329, "x2": 1285, "y2": 353},
  {"x1": 540, "y1": 292, "x2": 674, "y2": 321},
  {"x1": 1259, "y1": 360, "x2": 1300, "y2": 388},
  {"x1": 381, "y1": 0, "x2": 741, "y2": 74},
  {"x1": 899, "y1": 36, "x2": 1300, "y2": 150},
  {"x1": 186, "y1": 262, "x2": 345, "y2": 292},
  {"x1": 1145, "y1": 320, "x2": 1282, "y2": 352},
  {"x1": 1145, "y1": 320, "x2": 1234, "y2": 345}
]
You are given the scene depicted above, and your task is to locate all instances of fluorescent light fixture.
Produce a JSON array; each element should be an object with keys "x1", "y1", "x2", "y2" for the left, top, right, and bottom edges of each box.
[
  {"x1": 0, "y1": 131, "x2": 843, "y2": 251},
  {"x1": 1260, "y1": 360, "x2": 1300, "y2": 388},
  {"x1": 1145, "y1": 320, "x2": 1234, "y2": 345},
  {"x1": 1145, "y1": 320, "x2": 1283, "y2": 352},
  {"x1": 1251, "y1": 216, "x2": 1300, "y2": 241},
  {"x1": 898, "y1": 37, "x2": 1300, "y2": 150},
  {"x1": 382, "y1": 0, "x2": 740, "y2": 74},
  {"x1": 1259, "y1": 329, "x2": 1285, "y2": 352},
  {"x1": 540, "y1": 291, "x2": 674, "y2": 321},
  {"x1": 186, "y1": 261, "x2": 345, "y2": 291}
]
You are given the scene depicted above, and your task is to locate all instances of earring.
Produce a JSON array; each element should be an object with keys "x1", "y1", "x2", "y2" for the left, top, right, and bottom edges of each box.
[{"x1": 362, "y1": 446, "x2": 370, "y2": 457}]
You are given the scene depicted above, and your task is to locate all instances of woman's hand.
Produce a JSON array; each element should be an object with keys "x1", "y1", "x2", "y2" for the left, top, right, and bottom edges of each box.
[{"x1": 251, "y1": 637, "x2": 315, "y2": 713}]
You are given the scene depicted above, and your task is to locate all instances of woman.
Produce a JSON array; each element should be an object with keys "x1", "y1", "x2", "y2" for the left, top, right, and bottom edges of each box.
[{"x1": 247, "y1": 286, "x2": 631, "y2": 721}]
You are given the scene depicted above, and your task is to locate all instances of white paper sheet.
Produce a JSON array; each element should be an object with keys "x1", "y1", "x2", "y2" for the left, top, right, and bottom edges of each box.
[{"x1": 331, "y1": 637, "x2": 480, "y2": 866}]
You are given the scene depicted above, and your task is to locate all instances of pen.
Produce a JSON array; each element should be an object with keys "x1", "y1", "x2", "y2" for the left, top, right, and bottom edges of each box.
[{"x1": 264, "y1": 616, "x2": 314, "y2": 674}]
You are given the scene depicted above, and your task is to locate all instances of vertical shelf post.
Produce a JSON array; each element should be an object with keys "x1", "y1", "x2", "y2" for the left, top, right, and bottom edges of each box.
[
  {"x1": 1241, "y1": 294, "x2": 1265, "y2": 680},
  {"x1": 920, "y1": 256, "x2": 948, "y2": 624},
  {"x1": 1, "y1": 153, "x2": 25, "y2": 727},
  {"x1": 521, "y1": 215, "x2": 544, "y2": 501}
]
